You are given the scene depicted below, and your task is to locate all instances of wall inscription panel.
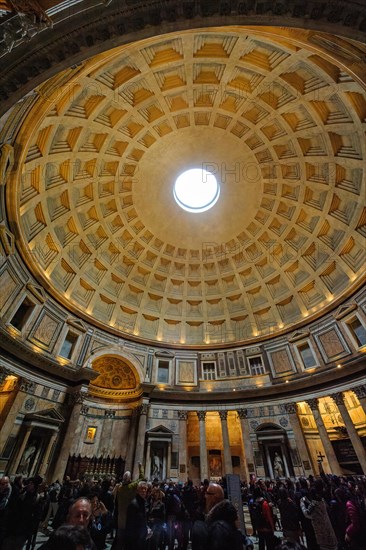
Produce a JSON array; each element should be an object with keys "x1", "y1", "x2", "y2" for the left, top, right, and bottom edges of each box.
[
  {"x1": 0, "y1": 267, "x2": 18, "y2": 312},
  {"x1": 176, "y1": 360, "x2": 196, "y2": 385},
  {"x1": 269, "y1": 347, "x2": 295, "y2": 375},
  {"x1": 31, "y1": 313, "x2": 59, "y2": 348},
  {"x1": 316, "y1": 327, "x2": 349, "y2": 361}
]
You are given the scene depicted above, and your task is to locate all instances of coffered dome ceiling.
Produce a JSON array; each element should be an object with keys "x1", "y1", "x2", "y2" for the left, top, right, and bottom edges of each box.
[{"x1": 8, "y1": 27, "x2": 366, "y2": 347}]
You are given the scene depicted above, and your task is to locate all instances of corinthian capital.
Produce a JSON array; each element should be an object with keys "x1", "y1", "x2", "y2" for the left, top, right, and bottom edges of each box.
[
  {"x1": 197, "y1": 411, "x2": 206, "y2": 422},
  {"x1": 20, "y1": 380, "x2": 36, "y2": 394},
  {"x1": 284, "y1": 403, "x2": 297, "y2": 415},
  {"x1": 138, "y1": 403, "x2": 149, "y2": 416},
  {"x1": 306, "y1": 398, "x2": 320, "y2": 411},
  {"x1": 236, "y1": 408, "x2": 248, "y2": 419},
  {"x1": 331, "y1": 392, "x2": 345, "y2": 406},
  {"x1": 178, "y1": 410, "x2": 188, "y2": 421},
  {"x1": 0, "y1": 366, "x2": 11, "y2": 386},
  {"x1": 80, "y1": 404, "x2": 89, "y2": 415},
  {"x1": 218, "y1": 410, "x2": 228, "y2": 421},
  {"x1": 72, "y1": 391, "x2": 85, "y2": 405}
]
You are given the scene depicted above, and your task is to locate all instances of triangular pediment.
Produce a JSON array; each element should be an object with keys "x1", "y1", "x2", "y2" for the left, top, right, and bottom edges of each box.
[
  {"x1": 334, "y1": 303, "x2": 357, "y2": 320},
  {"x1": 25, "y1": 407, "x2": 65, "y2": 424},
  {"x1": 67, "y1": 318, "x2": 87, "y2": 332},
  {"x1": 288, "y1": 329, "x2": 310, "y2": 342},
  {"x1": 26, "y1": 282, "x2": 46, "y2": 304},
  {"x1": 147, "y1": 424, "x2": 173, "y2": 434}
]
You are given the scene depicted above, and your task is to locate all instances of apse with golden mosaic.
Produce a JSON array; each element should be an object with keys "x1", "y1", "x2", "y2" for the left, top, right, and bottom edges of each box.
[{"x1": 91, "y1": 356, "x2": 137, "y2": 390}]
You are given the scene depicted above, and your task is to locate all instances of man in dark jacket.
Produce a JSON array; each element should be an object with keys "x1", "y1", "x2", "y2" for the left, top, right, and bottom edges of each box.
[
  {"x1": 114, "y1": 462, "x2": 144, "y2": 549},
  {"x1": 191, "y1": 482, "x2": 253, "y2": 550},
  {"x1": 125, "y1": 481, "x2": 149, "y2": 550},
  {"x1": 207, "y1": 499, "x2": 246, "y2": 550},
  {"x1": 191, "y1": 482, "x2": 224, "y2": 550}
]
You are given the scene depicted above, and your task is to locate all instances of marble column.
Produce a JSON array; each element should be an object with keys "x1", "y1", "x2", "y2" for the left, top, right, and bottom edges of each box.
[
  {"x1": 284, "y1": 403, "x2": 315, "y2": 474},
  {"x1": 12, "y1": 425, "x2": 33, "y2": 474},
  {"x1": 0, "y1": 378, "x2": 32, "y2": 443},
  {"x1": 353, "y1": 385, "x2": 366, "y2": 416},
  {"x1": 132, "y1": 401, "x2": 149, "y2": 478},
  {"x1": 125, "y1": 408, "x2": 138, "y2": 473},
  {"x1": 331, "y1": 392, "x2": 366, "y2": 475},
  {"x1": 53, "y1": 389, "x2": 87, "y2": 481},
  {"x1": 219, "y1": 411, "x2": 233, "y2": 475},
  {"x1": 167, "y1": 440, "x2": 172, "y2": 479},
  {"x1": 178, "y1": 411, "x2": 188, "y2": 482},
  {"x1": 307, "y1": 398, "x2": 342, "y2": 475},
  {"x1": 197, "y1": 411, "x2": 208, "y2": 480},
  {"x1": 237, "y1": 408, "x2": 254, "y2": 480},
  {"x1": 39, "y1": 431, "x2": 58, "y2": 478},
  {"x1": 145, "y1": 439, "x2": 151, "y2": 479}
]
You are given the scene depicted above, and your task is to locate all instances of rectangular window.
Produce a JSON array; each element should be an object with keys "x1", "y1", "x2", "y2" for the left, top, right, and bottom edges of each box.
[
  {"x1": 347, "y1": 317, "x2": 366, "y2": 347},
  {"x1": 157, "y1": 360, "x2": 169, "y2": 384},
  {"x1": 202, "y1": 362, "x2": 216, "y2": 380},
  {"x1": 59, "y1": 331, "x2": 78, "y2": 359},
  {"x1": 248, "y1": 356, "x2": 265, "y2": 375},
  {"x1": 297, "y1": 342, "x2": 317, "y2": 368},
  {"x1": 9, "y1": 298, "x2": 34, "y2": 331}
]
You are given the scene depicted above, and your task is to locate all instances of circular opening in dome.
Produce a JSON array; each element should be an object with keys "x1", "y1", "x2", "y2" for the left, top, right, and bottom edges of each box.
[{"x1": 173, "y1": 168, "x2": 220, "y2": 213}]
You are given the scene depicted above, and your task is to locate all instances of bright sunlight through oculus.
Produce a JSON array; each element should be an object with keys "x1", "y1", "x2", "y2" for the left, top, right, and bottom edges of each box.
[{"x1": 173, "y1": 168, "x2": 220, "y2": 213}]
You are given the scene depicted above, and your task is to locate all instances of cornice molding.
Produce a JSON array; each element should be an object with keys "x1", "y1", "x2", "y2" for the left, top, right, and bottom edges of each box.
[{"x1": 1, "y1": 1, "x2": 366, "y2": 116}]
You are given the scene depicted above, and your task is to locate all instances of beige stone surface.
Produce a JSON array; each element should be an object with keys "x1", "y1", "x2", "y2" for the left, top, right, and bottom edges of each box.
[{"x1": 7, "y1": 27, "x2": 366, "y2": 346}]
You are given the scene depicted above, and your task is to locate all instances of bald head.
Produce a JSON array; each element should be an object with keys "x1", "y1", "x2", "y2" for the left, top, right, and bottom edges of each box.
[
  {"x1": 205, "y1": 482, "x2": 224, "y2": 512},
  {"x1": 0, "y1": 476, "x2": 10, "y2": 493}
]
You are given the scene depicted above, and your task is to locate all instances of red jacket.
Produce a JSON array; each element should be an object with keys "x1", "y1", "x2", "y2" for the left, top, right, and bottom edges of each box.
[{"x1": 260, "y1": 499, "x2": 275, "y2": 532}]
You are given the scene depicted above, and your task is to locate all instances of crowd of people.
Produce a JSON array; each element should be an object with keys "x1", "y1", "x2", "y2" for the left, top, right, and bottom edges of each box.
[{"x1": 0, "y1": 467, "x2": 365, "y2": 550}]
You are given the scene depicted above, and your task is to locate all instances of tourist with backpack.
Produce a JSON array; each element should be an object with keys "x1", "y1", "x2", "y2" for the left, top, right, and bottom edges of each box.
[{"x1": 252, "y1": 487, "x2": 277, "y2": 550}]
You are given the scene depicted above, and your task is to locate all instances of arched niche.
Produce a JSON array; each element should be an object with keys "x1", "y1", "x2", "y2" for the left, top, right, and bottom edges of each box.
[
  {"x1": 88, "y1": 350, "x2": 145, "y2": 400},
  {"x1": 255, "y1": 423, "x2": 294, "y2": 478}
]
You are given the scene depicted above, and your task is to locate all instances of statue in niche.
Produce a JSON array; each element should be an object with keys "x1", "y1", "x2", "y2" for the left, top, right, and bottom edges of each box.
[
  {"x1": 273, "y1": 452, "x2": 284, "y2": 478},
  {"x1": 19, "y1": 440, "x2": 37, "y2": 476},
  {"x1": 151, "y1": 450, "x2": 162, "y2": 479}
]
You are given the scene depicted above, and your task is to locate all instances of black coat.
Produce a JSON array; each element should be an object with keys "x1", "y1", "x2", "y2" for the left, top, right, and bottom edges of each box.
[
  {"x1": 192, "y1": 500, "x2": 245, "y2": 550},
  {"x1": 125, "y1": 494, "x2": 148, "y2": 550},
  {"x1": 207, "y1": 500, "x2": 243, "y2": 550}
]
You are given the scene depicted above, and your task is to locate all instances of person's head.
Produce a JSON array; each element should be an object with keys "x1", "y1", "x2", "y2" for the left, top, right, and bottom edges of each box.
[
  {"x1": 123, "y1": 470, "x2": 131, "y2": 484},
  {"x1": 253, "y1": 486, "x2": 263, "y2": 500},
  {"x1": 205, "y1": 482, "x2": 224, "y2": 512},
  {"x1": 24, "y1": 478, "x2": 36, "y2": 493},
  {"x1": 43, "y1": 524, "x2": 93, "y2": 550},
  {"x1": 0, "y1": 476, "x2": 10, "y2": 493},
  {"x1": 90, "y1": 493, "x2": 100, "y2": 510},
  {"x1": 67, "y1": 498, "x2": 92, "y2": 528},
  {"x1": 151, "y1": 486, "x2": 163, "y2": 501},
  {"x1": 136, "y1": 481, "x2": 148, "y2": 500}
]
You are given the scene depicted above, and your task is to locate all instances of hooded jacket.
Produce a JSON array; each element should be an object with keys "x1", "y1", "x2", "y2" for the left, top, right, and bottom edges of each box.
[{"x1": 206, "y1": 499, "x2": 244, "y2": 550}]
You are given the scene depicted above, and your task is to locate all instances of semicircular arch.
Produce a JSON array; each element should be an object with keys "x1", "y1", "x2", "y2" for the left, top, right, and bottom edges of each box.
[{"x1": 86, "y1": 348, "x2": 145, "y2": 399}]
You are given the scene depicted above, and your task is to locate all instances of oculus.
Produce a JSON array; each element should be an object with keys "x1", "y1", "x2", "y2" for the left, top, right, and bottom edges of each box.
[{"x1": 173, "y1": 168, "x2": 220, "y2": 213}]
